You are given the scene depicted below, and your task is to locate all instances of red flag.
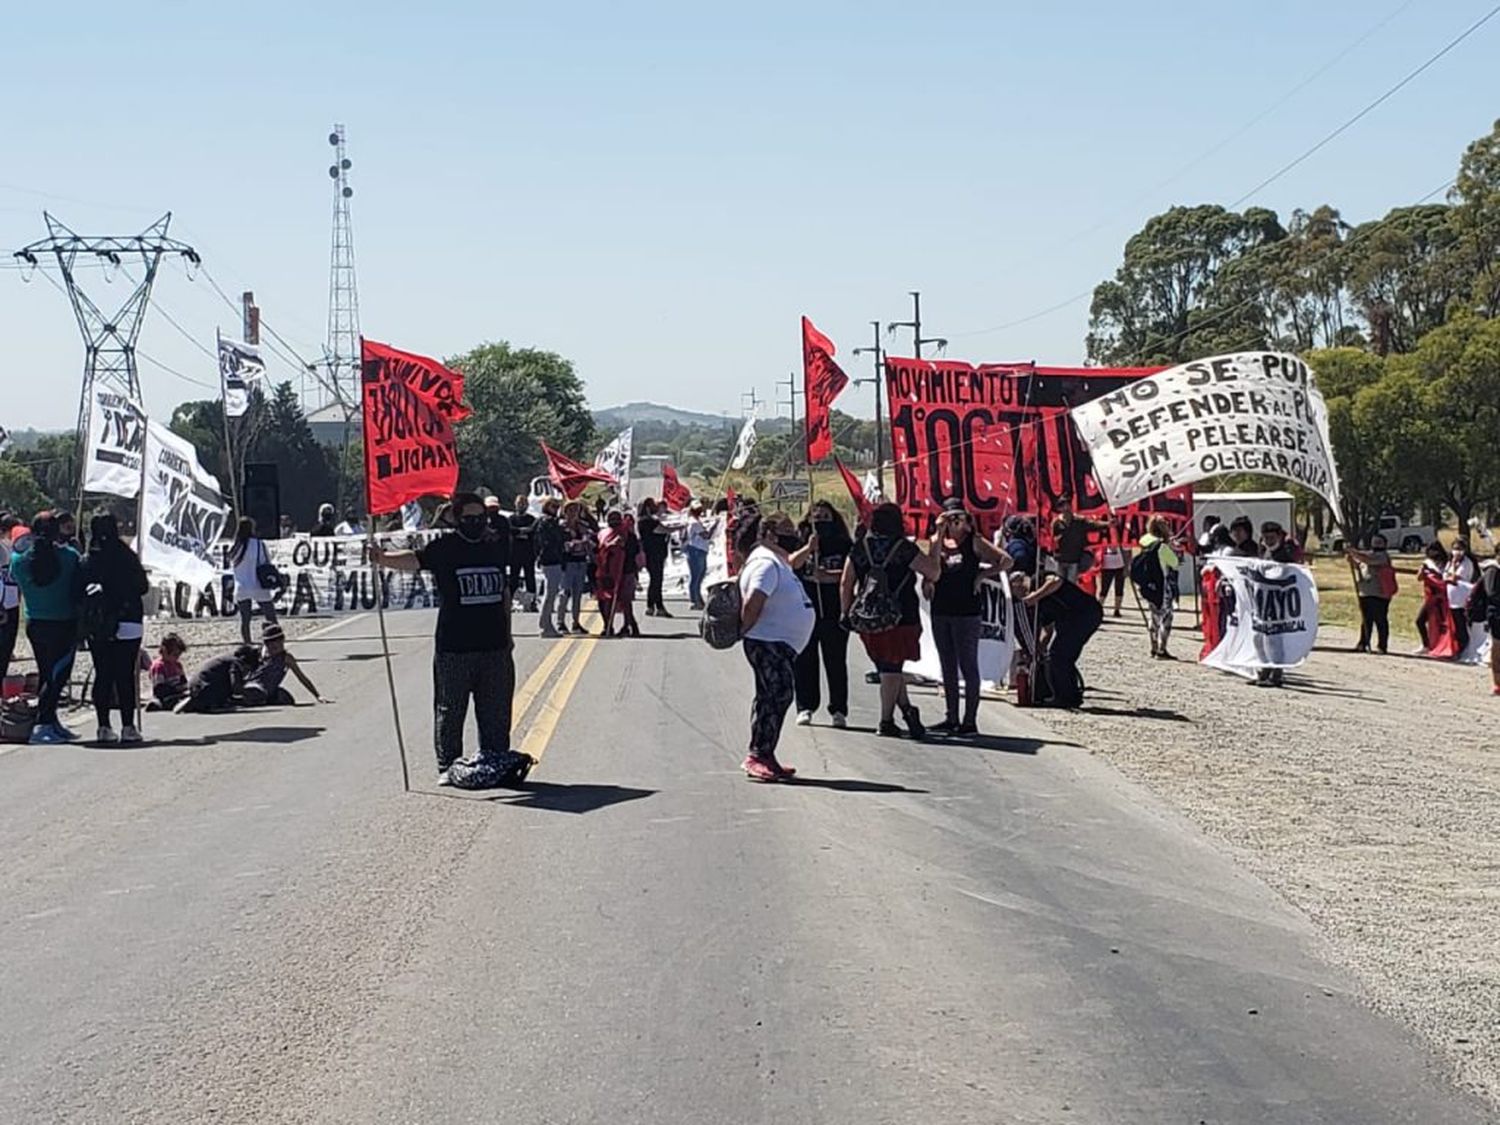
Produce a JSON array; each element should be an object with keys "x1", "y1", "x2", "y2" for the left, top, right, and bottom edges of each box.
[
  {"x1": 361, "y1": 337, "x2": 472, "y2": 515},
  {"x1": 541, "y1": 441, "x2": 617, "y2": 499},
  {"x1": 662, "y1": 464, "x2": 692, "y2": 512},
  {"x1": 834, "y1": 457, "x2": 873, "y2": 525},
  {"x1": 802, "y1": 316, "x2": 848, "y2": 464}
]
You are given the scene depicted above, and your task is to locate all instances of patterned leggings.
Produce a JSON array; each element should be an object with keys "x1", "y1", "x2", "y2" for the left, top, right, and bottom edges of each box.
[{"x1": 743, "y1": 638, "x2": 797, "y2": 760}]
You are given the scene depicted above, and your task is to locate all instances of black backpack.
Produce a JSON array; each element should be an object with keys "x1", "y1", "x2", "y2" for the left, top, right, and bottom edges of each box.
[
  {"x1": 77, "y1": 582, "x2": 119, "y2": 645},
  {"x1": 700, "y1": 581, "x2": 743, "y2": 650},
  {"x1": 447, "y1": 750, "x2": 534, "y2": 790},
  {"x1": 1129, "y1": 541, "x2": 1165, "y2": 608},
  {"x1": 847, "y1": 539, "x2": 911, "y2": 635},
  {"x1": 1467, "y1": 577, "x2": 1491, "y2": 626}
]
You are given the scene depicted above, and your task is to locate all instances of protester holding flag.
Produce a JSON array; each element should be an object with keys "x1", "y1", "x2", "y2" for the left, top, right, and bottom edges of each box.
[
  {"x1": 636, "y1": 498, "x2": 672, "y2": 617},
  {"x1": 928, "y1": 500, "x2": 1013, "y2": 735},
  {"x1": 558, "y1": 502, "x2": 592, "y2": 635},
  {"x1": 80, "y1": 513, "x2": 151, "y2": 745},
  {"x1": 793, "y1": 501, "x2": 853, "y2": 729},
  {"x1": 1417, "y1": 541, "x2": 1457, "y2": 656},
  {"x1": 595, "y1": 510, "x2": 641, "y2": 638},
  {"x1": 229, "y1": 518, "x2": 281, "y2": 646},
  {"x1": 373, "y1": 492, "x2": 529, "y2": 787},
  {"x1": 841, "y1": 503, "x2": 940, "y2": 739},
  {"x1": 736, "y1": 511, "x2": 815, "y2": 782},
  {"x1": 12, "y1": 512, "x2": 83, "y2": 744}
]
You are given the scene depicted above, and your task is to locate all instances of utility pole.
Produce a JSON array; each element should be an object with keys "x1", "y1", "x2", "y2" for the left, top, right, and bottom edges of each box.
[
  {"x1": 740, "y1": 387, "x2": 762, "y2": 418},
  {"x1": 851, "y1": 321, "x2": 887, "y2": 496},
  {"x1": 775, "y1": 371, "x2": 802, "y2": 477},
  {"x1": 886, "y1": 290, "x2": 948, "y2": 359},
  {"x1": 241, "y1": 291, "x2": 260, "y2": 345},
  {"x1": 14, "y1": 213, "x2": 200, "y2": 511}
]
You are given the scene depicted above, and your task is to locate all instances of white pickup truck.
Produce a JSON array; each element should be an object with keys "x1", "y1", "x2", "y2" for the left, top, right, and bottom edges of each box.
[{"x1": 1327, "y1": 514, "x2": 1434, "y2": 554}]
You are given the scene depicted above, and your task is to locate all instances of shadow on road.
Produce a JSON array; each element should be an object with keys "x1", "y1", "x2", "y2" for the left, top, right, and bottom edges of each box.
[
  {"x1": 489, "y1": 782, "x2": 657, "y2": 814},
  {"x1": 781, "y1": 777, "x2": 929, "y2": 794},
  {"x1": 624, "y1": 633, "x2": 701, "y2": 641},
  {"x1": 929, "y1": 733, "x2": 1054, "y2": 755},
  {"x1": 1075, "y1": 705, "x2": 1191, "y2": 722}
]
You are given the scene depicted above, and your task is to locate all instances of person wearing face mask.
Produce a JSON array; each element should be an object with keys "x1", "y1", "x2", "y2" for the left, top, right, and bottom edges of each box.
[
  {"x1": 736, "y1": 511, "x2": 816, "y2": 781},
  {"x1": 793, "y1": 500, "x2": 853, "y2": 728},
  {"x1": 373, "y1": 492, "x2": 530, "y2": 787},
  {"x1": 927, "y1": 499, "x2": 1012, "y2": 735}
]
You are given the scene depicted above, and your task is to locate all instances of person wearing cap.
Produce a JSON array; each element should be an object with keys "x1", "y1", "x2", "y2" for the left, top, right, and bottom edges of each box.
[
  {"x1": 242, "y1": 623, "x2": 329, "y2": 707},
  {"x1": 1261, "y1": 521, "x2": 1299, "y2": 564},
  {"x1": 927, "y1": 499, "x2": 1012, "y2": 735},
  {"x1": 1135, "y1": 515, "x2": 1184, "y2": 660},
  {"x1": 373, "y1": 491, "x2": 529, "y2": 786},
  {"x1": 1050, "y1": 493, "x2": 1108, "y2": 583}
]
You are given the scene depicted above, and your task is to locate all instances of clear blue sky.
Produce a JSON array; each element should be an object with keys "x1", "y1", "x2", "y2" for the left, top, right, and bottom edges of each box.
[{"x1": 3, "y1": 0, "x2": 1498, "y2": 432}]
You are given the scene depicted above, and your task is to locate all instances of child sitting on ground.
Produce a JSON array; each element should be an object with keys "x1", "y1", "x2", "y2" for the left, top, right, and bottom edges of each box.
[{"x1": 147, "y1": 632, "x2": 189, "y2": 711}]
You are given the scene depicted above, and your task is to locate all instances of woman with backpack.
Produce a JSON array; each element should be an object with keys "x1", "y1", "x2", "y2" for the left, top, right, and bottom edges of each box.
[
  {"x1": 736, "y1": 511, "x2": 815, "y2": 781},
  {"x1": 1132, "y1": 516, "x2": 1182, "y2": 660},
  {"x1": 80, "y1": 512, "x2": 151, "y2": 744},
  {"x1": 11, "y1": 511, "x2": 83, "y2": 744},
  {"x1": 927, "y1": 499, "x2": 1013, "y2": 735},
  {"x1": 840, "y1": 502, "x2": 940, "y2": 739},
  {"x1": 229, "y1": 517, "x2": 280, "y2": 646}
]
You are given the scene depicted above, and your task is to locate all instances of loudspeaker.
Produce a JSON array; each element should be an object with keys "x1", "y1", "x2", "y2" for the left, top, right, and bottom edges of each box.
[{"x1": 242, "y1": 462, "x2": 282, "y2": 538}]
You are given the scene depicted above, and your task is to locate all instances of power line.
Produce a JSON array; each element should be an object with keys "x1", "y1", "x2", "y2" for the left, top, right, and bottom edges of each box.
[
  {"x1": 951, "y1": 2, "x2": 1497, "y2": 343},
  {"x1": 137, "y1": 348, "x2": 217, "y2": 392}
]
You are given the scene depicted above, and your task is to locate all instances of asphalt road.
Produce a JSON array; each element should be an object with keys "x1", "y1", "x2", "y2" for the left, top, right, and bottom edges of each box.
[{"x1": 0, "y1": 606, "x2": 1489, "y2": 1124}]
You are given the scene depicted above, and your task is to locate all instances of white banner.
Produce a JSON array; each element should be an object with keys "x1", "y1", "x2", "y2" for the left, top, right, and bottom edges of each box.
[
  {"x1": 83, "y1": 388, "x2": 146, "y2": 499},
  {"x1": 729, "y1": 416, "x2": 758, "y2": 470},
  {"x1": 401, "y1": 499, "x2": 424, "y2": 531},
  {"x1": 862, "y1": 470, "x2": 884, "y2": 504},
  {"x1": 139, "y1": 419, "x2": 232, "y2": 589},
  {"x1": 1070, "y1": 352, "x2": 1342, "y2": 523},
  {"x1": 1201, "y1": 556, "x2": 1319, "y2": 678},
  {"x1": 594, "y1": 427, "x2": 633, "y2": 503},
  {"x1": 911, "y1": 577, "x2": 1018, "y2": 690},
  {"x1": 218, "y1": 333, "x2": 265, "y2": 419}
]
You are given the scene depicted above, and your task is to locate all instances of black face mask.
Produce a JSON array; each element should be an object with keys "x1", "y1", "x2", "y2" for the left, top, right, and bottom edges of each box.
[
  {"x1": 458, "y1": 516, "x2": 487, "y2": 542},
  {"x1": 776, "y1": 533, "x2": 803, "y2": 553}
]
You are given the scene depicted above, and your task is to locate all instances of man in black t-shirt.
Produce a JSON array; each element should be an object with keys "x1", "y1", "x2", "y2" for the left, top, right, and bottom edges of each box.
[
  {"x1": 373, "y1": 492, "x2": 529, "y2": 786},
  {"x1": 508, "y1": 494, "x2": 538, "y2": 612},
  {"x1": 1050, "y1": 494, "x2": 1108, "y2": 583}
]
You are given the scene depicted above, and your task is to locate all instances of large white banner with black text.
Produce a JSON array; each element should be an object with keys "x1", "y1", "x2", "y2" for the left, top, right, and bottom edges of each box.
[
  {"x1": 83, "y1": 388, "x2": 146, "y2": 499},
  {"x1": 140, "y1": 419, "x2": 232, "y2": 590},
  {"x1": 1201, "y1": 556, "x2": 1319, "y2": 678},
  {"x1": 1069, "y1": 352, "x2": 1342, "y2": 522}
]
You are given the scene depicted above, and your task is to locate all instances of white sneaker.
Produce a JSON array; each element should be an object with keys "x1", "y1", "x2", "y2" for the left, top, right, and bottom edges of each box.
[
  {"x1": 96, "y1": 725, "x2": 120, "y2": 746},
  {"x1": 831, "y1": 712, "x2": 848, "y2": 729},
  {"x1": 795, "y1": 711, "x2": 813, "y2": 726},
  {"x1": 436, "y1": 769, "x2": 453, "y2": 787},
  {"x1": 120, "y1": 725, "x2": 143, "y2": 744}
]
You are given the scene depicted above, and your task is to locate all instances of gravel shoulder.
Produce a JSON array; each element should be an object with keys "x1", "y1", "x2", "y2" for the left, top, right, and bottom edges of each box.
[{"x1": 1031, "y1": 604, "x2": 1500, "y2": 1108}]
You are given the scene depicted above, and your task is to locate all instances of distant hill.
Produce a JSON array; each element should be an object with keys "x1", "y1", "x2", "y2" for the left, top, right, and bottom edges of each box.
[{"x1": 593, "y1": 402, "x2": 738, "y2": 430}]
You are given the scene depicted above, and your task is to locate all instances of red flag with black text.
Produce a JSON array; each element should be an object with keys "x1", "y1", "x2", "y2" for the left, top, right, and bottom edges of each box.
[
  {"x1": 662, "y1": 463, "x2": 692, "y2": 512},
  {"x1": 834, "y1": 457, "x2": 873, "y2": 525},
  {"x1": 360, "y1": 338, "x2": 472, "y2": 515},
  {"x1": 802, "y1": 316, "x2": 848, "y2": 464},
  {"x1": 541, "y1": 441, "x2": 618, "y2": 500}
]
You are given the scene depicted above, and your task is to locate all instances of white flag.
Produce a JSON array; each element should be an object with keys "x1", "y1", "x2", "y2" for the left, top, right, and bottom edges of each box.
[
  {"x1": 218, "y1": 333, "x2": 266, "y2": 419},
  {"x1": 729, "y1": 416, "x2": 758, "y2": 470},
  {"x1": 401, "y1": 499, "x2": 424, "y2": 531},
  {"x1": 82, "y1": 387, "x2": 146, "y2": 499},
  {"x1": 1200, "y1": 556, "x2": 1319, "y2": 678},
  {"x1": 0, "y1": 424, "x2": 11, "y2": 455},
  {"x1": 139, "y1": 418, "x2": 232, "y2": 589},
  {"x1": 594, "y1": 427, "x2": 633, "y2": 503},
  {"x1": 862, "y1": 470, "x2": 883, "y2": 503},
  {"x1": 1069, "y1": 351, "x2": 1342, "y2": 523}
]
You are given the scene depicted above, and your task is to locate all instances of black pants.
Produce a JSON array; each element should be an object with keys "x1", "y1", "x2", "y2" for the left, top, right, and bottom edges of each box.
[
  {"x1": 433, "y1": 647, "x2": 516, "y2": 771},
  {"x1": 0, "y1": 608, "x2": 18, "y2": 685},
  {"x1": 27, "y1": 619, "x2": 77, "y2": 728},
  {"x1": 744, "y1": 638, "x2": 797, "y2": 760},
  {"x1": 931, "y1": 614, "x2": 982, "y2": 723},
  {"x1": 1357, "y1": 595, "x2": 1390, "y2": 652},
  {"x1": 794, "y1": 616, "x2": 849, "y2": 716},
  {"x1": 1045, "y1": 601, "x2": 1103, "y2": 708},
  {"x1": 1098, "y1": 568, "x2": 1125, "y2": 601},
  {"x1": 92, "y1": 638, "x2": 142, "y2": 728},
  {"x1": 645, "y1": 552, "x2": 668, "y2": 611},
  {"x1": 1454, "y1": 611, "x2": 1471, "y2": 654},
  {"x1": 508, "y1": 556, "x2": 537, "y2": 597}
]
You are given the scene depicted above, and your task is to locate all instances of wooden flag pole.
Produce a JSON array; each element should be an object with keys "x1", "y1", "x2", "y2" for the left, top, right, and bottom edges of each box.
[{"x1": 368, "y1": 515, "x2": 411, "y2": 793}]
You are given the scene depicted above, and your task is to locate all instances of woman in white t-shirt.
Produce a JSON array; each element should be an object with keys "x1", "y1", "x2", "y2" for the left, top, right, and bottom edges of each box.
[
  {"x1": 736, "y1": 511, "x2": 815, "y2": 782},
  {"x1": 229, "y1": 517, "x2": 280, "y2": 645}
]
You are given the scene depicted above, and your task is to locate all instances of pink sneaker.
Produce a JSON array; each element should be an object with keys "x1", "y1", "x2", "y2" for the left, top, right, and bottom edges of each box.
[{"x1": 742, "y1": 755, "x2": 780, "y2": 782}]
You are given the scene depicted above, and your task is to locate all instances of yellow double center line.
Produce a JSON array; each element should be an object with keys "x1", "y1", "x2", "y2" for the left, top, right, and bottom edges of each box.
[{"x1": 512, "y1": 613, "x2": 603, "y2": 768}]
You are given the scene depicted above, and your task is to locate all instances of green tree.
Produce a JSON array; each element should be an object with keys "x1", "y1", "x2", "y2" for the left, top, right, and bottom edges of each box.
[
  {"x1": 0, "y1": 459, "x2": 51, "y2": 517},
  {"x1": 1451, "y1": 118, "x2": 1500, "y2": 318},
  {"x1": 11, "y1": 433, "x2": 80, "y2": 508},
  {"x1": 1344, "y1": 205, "x2": 1464, "y2": 355},
  {"x1": 448, "y1": 341, "x2": 596, "y2": 499},
  {"x1": 1308, "y1": 347, "x2": 1393, "y2": 536}
]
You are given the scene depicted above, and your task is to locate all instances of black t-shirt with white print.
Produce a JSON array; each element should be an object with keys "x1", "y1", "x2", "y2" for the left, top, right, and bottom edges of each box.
[{"x1": 417, "y1": 532, "x2": 511, "y2": 653}]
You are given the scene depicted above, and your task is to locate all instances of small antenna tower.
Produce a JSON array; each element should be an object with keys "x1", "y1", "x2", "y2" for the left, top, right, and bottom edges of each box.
[{"x1": 317, "y1": 124, "x2": 360, "y2": 412}]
